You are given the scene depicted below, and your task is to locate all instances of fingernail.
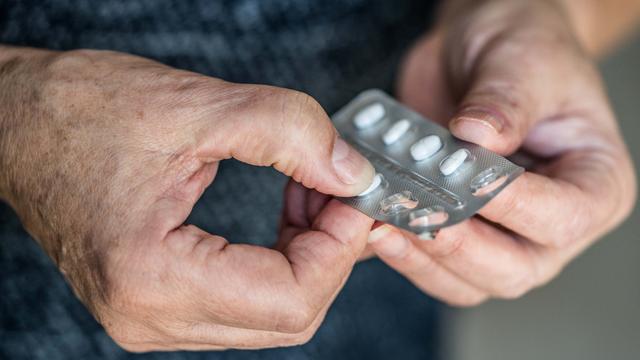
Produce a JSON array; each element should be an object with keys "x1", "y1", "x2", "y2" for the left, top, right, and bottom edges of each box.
[
  {"x1": 450, "y1": 108, "x2": 504, "y2": 144},
  {"x1": 332, "y1": 137, "x2": 375, "y2": 187},
  {"x1": 368, "y1": 225, "x2": 408, "y2": 258}
]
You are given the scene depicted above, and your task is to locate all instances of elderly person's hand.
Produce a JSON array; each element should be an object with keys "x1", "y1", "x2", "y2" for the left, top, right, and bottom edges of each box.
[
  {"x1": 0, "y1": 48, "x2": 375, "y2": 351},
  {"x1": 366, "y1": 0, "x2": 637, "y2": 306}
]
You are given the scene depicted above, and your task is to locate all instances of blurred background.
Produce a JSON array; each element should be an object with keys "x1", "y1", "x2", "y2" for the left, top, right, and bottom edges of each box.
[{"x1": 442, "y1": 32, "x2": 640, "y2": 360}]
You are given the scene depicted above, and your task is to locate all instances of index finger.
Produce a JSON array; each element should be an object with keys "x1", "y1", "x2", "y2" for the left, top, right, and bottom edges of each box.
[
  {"x1": 188, "y1": 200, "x2": 372, "y2": 334},
  {"x1": 283, "y1": 199, "x2": 374, "y2": 315},
  {"x1": 478, "y1": 148, "x2": 634, "y2": 247}
]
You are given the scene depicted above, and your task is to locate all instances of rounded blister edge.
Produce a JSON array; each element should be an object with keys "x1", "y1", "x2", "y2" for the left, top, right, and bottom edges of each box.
[
  {"x1": 408, "y1": 206, "x2": 449, "y2": 229},
  {"x1": 470, "y1": 166, "x2": 509, "y2": 197},
  {"x1": 379, "y1": 190, "x2": 419, "y2": 216}
]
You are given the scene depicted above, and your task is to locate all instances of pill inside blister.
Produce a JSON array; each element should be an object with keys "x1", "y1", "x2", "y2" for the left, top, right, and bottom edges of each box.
[
  {"x1": 408, "y1": 207, "x2": 449, "y2": 228},
  {"x1": 353, "y1": 103, "x2": 385, "y2": 129},
  {"x1": 470, "y1": 167, "x2": 508, "y2": 196},
  {"x1": 380, "y1": 191, "x2": 418, "y2": 215},
  {"x1": 382, "y1": 119, "x2": 411, "y2": 145},
  {"x1": 332, "y1": 89, "x2": 524, "y2": 236},
  {"x1": 358, "y1": 173, "x2": 383, "y2": 197},
  {"x1": 410, "y1": 135, "x2": 442, "y2": 161},
  {"x1": 440, "y1": 149, "x2": 470, "y2": 176}
]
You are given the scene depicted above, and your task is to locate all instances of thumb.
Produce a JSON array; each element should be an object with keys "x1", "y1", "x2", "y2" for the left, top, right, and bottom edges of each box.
[
  {"x1": 198, "y1": 83, "x2": 375, "y2": 197},
  {"x1": 446, "y1": 28, "x2": 581, "y2": 155}
]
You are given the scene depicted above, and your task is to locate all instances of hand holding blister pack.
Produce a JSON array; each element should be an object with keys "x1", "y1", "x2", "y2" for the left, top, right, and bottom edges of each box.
[{"x1": 332, "y1": 90, "x2": 524, "y2": 239}]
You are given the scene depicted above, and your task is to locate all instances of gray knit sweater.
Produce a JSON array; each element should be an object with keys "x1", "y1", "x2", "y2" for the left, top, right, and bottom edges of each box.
[{"x1": 0, "y1": 1, "x2": 442, "y2": 359}]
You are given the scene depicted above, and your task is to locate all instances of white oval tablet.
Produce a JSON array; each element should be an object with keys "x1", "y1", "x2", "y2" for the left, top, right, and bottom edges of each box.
[
  {"x1": 440, "y1": 149, "x2": 470, "y2": 176},
  {"x1": 382, "y1": 119, "x2": 411, "y2": 145},
  {"x1": 358, "y1": 173, "x2": 383, "y2": 197},
  {"x1": 353, "y1": 103, "x2": 385, "y2": 129},
  {"x1": 410, "y1": 135, "x2": 442, "y2": 161}
]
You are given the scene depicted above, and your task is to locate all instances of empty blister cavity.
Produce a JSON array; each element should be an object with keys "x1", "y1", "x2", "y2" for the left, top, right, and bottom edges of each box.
[
  {"x1": 358, "y1": 173, "x2": 384, "y2": 197},
  {"x1": 408, "y1": 207, "x2": 449, "y2": 228},
  {"x1": 470, "y1": 167, "x2": 508, "y2": 196},
  {"x1": 382, "y1": 119, "x2": 411, "y2": 145},
  {"x1": 353, "y1": 103, "x2": 385, "y2": 129},
  {"x1": 380, "y1": 191, "x2": 418, "y2": 215},
  {"x1": 410, "y1": 135, "x2": 442, "y2": 161},
  {"x1": 440, "y1": 149, "x2": 471, "y2": 176}
]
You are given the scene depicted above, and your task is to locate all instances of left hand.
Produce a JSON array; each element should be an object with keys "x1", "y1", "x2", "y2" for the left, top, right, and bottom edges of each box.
[
  {"x1": 364, "y1": 0, "x2": 636, "y2": 306},
  {"x1": 0, "y1": 48, "x2": 375, "y2": 350}
]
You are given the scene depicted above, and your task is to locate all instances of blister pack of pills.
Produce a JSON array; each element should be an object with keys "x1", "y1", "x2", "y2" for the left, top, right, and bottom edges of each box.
[{"x1": 332, "y1": 89, "x2": 524, "y2": 239}]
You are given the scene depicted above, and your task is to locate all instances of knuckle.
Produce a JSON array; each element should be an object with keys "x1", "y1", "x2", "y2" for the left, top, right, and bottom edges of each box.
[
  {"x1": 287, "y1": 327, "x2": 318, "y2": 346},
  {"x1": 163, "y1": 72, "x2": 216, "y2": 105},
  {"x1": 552, "y1": 225, "x2": 582, "y2": 249},
  {"x1": 444, "y1": 293, "x2": 488, "y2": 308},
  {"x1": 275, "y1": 296, "x2": 319, "y2": 334},
  {"x1": 144, "y1": 72, "x2": 222, "y2": 121},
  {"x1": 46, "y1": 49, "x2": 124, "y2": 80},
  {"x1": 275, "y1": 88, "x2": 331, "y2": 134},
  {"x1": 282, "y1": 89, "x2": 324, "y2": 116},
  {"x1": 402, "y1": 252, "x2": 439, "y2": 277},
  {"x1": 284, "y1": 307, "x2": 318, "y2": 334},
  {"x1": 535, "y1": 264, "x2": 563, "y2": 289},
  {"x1": 494, "y1": 271, "x2": 535, "y2": 299},
  {"x1": 292, "y1": 329, "x2": 316, "y2": 345},
  {"x1": 42, "y1": 49, "x2": 140, "y2": 115},
  {"x1": 428, "y1": 230, "x2": 465, "y2": 258},
  {"x1": 550, "y1": 195, "x2": 592, "y2": 248},
  {"x1": 46, "y1": 49, "x2": 98, "y2": 72},
  {"x1": 263, "y1": 87, "x2": 334, "y2": 186},
  {"x1": 492, "y1": 186, "x2": 526, "y2": 226},
  {"x1": 42, "y1": 50, "x2": 99, "y2": 101}
]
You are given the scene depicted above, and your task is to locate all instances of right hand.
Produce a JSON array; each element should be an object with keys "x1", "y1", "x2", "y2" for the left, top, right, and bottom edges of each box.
[
  {"x1": 365, "y1": 0, "x2": 636, "y2": 306},
  {"x1": 0, "y1": 48, "x2": 375, "y2": 351}
]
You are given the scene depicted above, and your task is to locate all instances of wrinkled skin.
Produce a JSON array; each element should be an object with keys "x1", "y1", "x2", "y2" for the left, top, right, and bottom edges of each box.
[
  {"x1": 0, "y1": 0, "x2": 637, "y2": 352},
  {"x1": 0, "y1": 49, "x2": 376, "y2": 351},
  {"x1": 362, "y1": 0, "x2": 637, "y2": 306}
]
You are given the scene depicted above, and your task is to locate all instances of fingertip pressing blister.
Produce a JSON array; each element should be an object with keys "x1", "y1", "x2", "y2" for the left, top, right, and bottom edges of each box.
[{"x1": 332, "y1": 89, "x2": 524, "y2": 237}]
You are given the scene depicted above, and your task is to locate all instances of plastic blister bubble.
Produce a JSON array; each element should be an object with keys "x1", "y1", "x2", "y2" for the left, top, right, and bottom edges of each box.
[{"x1": 332, "y1": 89, "x2": 524, "y2": 235}]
